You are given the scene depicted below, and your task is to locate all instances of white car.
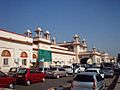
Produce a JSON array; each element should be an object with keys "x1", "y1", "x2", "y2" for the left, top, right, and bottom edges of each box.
[
  {"x1": 74, "y1": 65, "x2": 85, "y2": 74},
  {"x1": 63, "y1": 65, "x2": 73, "y2": 74},
  {"x1": 86, "y1": 68, "x2": 104, "y2": 78}
]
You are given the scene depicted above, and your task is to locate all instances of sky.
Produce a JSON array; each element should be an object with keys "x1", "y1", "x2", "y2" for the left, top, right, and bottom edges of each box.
[{"x1": 0, "y1": 0, "x2": 120, "y2": 57}]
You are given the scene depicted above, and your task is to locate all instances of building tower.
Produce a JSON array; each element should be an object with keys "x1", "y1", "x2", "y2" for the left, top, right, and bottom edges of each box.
[
  {"x1": 44, "y1": 31, "x2": 50, "y2": 40},
  {"x1": 35, "y1": 27, "x2": 43, "y2": 37},
  {"x1": 73, "y1": 34, "x2": 80, "y2": 63},
  {"x1": 25, "y1": 29, "x2": 32, "y2": 37}
]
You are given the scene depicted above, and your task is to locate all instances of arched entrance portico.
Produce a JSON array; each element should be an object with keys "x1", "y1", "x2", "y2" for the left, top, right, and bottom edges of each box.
[
  {"x1": 80, "y1": 58, "x2": 92, "y2": 64},
  {"x1": 80, "y1": 58, "x2": 89, "y2": 64}
]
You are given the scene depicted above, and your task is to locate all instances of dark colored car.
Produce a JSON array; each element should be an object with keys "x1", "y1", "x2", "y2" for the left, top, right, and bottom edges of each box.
[
  {"x1": 16, "y1": 68, "x2": 46, "y2": 85},
  {"x1": 0, "y1": 71, "x2": 16, "y2": 89},
  {"x1": 102, "y1": 67, "x2": 114, "y2": 78}
]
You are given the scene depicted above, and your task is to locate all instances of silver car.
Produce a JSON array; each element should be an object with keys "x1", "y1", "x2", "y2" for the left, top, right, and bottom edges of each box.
[
  {"x1": 71, "y1": 72, "x2": 105, "y2": 90},
  {"x1": 46, "y1": 67, "x2": 68, "y2": 78}
]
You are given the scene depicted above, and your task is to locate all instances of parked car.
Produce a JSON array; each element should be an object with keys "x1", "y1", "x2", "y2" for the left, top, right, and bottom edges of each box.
[
  {"x1": 46, "y1": 67, "x2": 68, "y2": 79},
  {"x1": 0, "y1": 71, "x2": 16, "y2": 89},
  {"x1": 114, "y1": 63, "x2": 120, "y2": 72},
  {"x1": 16, "y1": 68, "x2": 46, "y2": 85},
  {"x1": 71, "y1": 72, "x2": 105, "y2": 90},
  {"x1": 72, "y1": 64, "x2": 85, "y2": 74},
  {"x1": 86, "y1": 68, "x2": 104, "y2": 78},
  {"x1": 102, "y1": 67, "x2": 114, "y2": 78},
  {"x1": 75, "y1": 65, "x2": 85, "y2": 73},
  {"x1": 63, "y1": 65, "x2": 73, "y2": 74}
]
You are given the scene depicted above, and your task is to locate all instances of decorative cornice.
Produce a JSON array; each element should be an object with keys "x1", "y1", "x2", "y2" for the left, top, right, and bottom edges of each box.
[
  {"x1": 0, "y1": 37, "x2": 33, "y2": 45},
  {"x1": 0, "y1": 29, "x2": 32, "y2": 38},
  {"x1": 33, "y1": 48, "x2": 38, "y2": 51},
  {"x1": 51, "y1": 46, "x2": 69, "y2": 51},
  {"x1": 33, "y1": 40, "x2": 51, "y2": 45},
  {"x1": 52, "y1": 51, "x2": 76, "y2": 56}
]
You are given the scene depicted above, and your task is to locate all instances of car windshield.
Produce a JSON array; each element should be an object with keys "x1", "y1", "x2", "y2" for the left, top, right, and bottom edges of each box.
[
  {"x1": 18, "y1": 68, "x2": 27, "y2": 75},
  {"x1": 49, "y1": 67, "x2": 57, "y2": 71},
  {"x1": 9, "y1": 68, "x2": 17, "y2": 72},
  {"x1": 74, "y1": 75, "x2": 94, "y2": 82}
]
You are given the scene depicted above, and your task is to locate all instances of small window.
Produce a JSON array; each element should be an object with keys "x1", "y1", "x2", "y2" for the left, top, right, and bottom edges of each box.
[
  {"x1": 9, "y1": 68, "x2": 17, "y2": 72},
  {"x1": 18, "y1": 69, "x2": 27, "y2": 75},
  {"x1": 0, "y1": 71, "x2": 6, "y2": 77},
  {"x1": 30, "y1": 69, "x2": 36, "y2": 73},
  {"x1": 21, "y1": 52, "x2": 28, "y2": 58},
  {"x1": 30, "y1": 69, "x2": 40, "y2": 73},
  {"x1": 33, "y1": 54, "x2": 37, "y2": 59},
  {"x1": 3, "y1": 58, "x2": 8, "y2": 65},
  {"x1": 1, "y1": 50, "x2": 11, "y2": 57},
  {"x1": 22, "y1": 59, "x2": 27, "y2": 65}
]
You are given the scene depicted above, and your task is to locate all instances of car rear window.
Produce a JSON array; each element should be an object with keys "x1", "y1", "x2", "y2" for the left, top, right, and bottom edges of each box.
[
  {"x1": 18, "y1": 68, "x2": 27, "y2": 75},
  {"x1": 74, "y1": 75, "x2": 94, "y2": 82},
  {"x1": 86, "y1": 70, "x2": 97, "y2": 73},
  {"x1": 63, "y1": 66, "x2": 71, "y2": 68},
  {"x1": 49, "y1": 67, "x2": 57, "y2": 71}
]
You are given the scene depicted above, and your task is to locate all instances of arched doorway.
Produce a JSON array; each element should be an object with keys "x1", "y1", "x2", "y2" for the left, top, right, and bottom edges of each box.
[
  {"x1": 80, "y1": 58, "x2": 89, "y2": 64},
  {"x1": 80, "y1": 58, "x2": 92, "y2": 64}
]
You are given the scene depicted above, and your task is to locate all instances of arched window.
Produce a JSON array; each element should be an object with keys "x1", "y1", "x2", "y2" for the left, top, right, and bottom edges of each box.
[
  {"x1": 1, "y1": 50, "x2": 11, "y2": 65},
  {"x1": 20, "y1": 52, "x2": 28, "y2": 66},
  {"x1": 20, "y1": 52, "x2": 28, "y2": 58},
  {"x1": 1, "y1": 50, "x2": 11, "y2": 57},
  {"x1": 33, "y1": 54, "x2": 37, "y2": 59}
]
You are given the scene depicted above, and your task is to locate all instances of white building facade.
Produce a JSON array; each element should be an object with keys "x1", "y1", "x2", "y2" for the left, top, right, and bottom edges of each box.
[{"x1": 0, "y1": 28, "x2": 114, "y2": 72}]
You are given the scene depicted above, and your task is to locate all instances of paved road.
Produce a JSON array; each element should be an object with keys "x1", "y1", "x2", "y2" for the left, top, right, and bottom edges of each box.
[
  {"x1": 105, "y1": 76, "x2": 115, "y2": 90},
  {"x1": 15, "y1": 75, "x2": 73, "y2": 90},
  {"x1": 14, "y1": 74, "x2": 116, "y2": 90}
]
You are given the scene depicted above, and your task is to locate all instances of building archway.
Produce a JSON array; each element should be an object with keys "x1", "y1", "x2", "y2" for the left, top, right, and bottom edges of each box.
[
  {"x1": 80, "y1": 58, "x2": 89, "y2": 64},
  {"x1": 80, "y1": 57, "x2": 92, "y2": 64}
]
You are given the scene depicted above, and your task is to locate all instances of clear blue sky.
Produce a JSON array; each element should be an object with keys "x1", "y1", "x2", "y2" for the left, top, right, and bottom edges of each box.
[{"x1": 0, "y1": 0, "x2": 120, "y2": 57}]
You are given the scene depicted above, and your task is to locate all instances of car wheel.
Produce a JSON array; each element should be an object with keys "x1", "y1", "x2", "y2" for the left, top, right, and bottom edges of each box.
[
  {"x1": 42, "y1": 78, "x2": 45, "y2": 82},
  {"x1": 26, "y1": 80, "x2": 31, "y2": 86},
  {"x1": 9, "y1": 83, "x2": 14, "y2": 89},
  {"x1": 56, "y1": 75, "x2": 60, "y2": 79}
]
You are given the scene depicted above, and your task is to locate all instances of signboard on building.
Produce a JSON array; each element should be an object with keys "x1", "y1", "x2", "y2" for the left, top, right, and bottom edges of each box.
[{"x1": 38, "y1": 49, "x2": 52, "y2": 62}]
